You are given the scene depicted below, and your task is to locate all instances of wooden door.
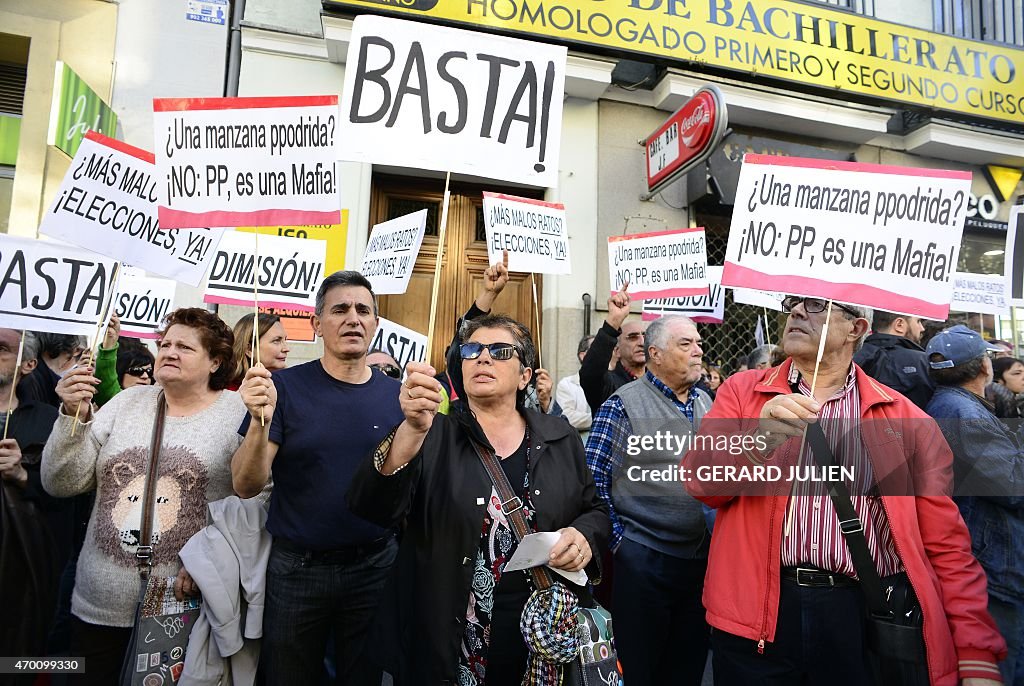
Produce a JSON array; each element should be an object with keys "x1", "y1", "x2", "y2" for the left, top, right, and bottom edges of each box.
[{"x1": 370, "y1": 176, "x2": 543, "y2": 371}]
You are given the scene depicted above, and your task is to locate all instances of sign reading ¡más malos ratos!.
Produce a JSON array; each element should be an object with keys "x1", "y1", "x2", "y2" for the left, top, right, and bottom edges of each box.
[{"x1": 644, "y1": 84, "x2": 728, "y2": 197}]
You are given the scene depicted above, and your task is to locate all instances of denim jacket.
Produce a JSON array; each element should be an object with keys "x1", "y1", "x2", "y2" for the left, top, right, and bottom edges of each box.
[{"x1": 926, "y1": 385, "x2": 1024, "y2": 599}]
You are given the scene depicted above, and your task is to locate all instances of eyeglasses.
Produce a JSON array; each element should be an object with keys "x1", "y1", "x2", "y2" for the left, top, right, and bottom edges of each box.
[
  {"x1": 460, "y1": 342, "x2": 520, "y2": 361},
  {"x1": 781, "y1": 296, "x2": 862, "y2": 319},
  {"x1": 369, "y1": 363, "x2": 402, "y2": 379},
  {"x1": 126, "y1": 365, "x2": 153, "y2": 378}
]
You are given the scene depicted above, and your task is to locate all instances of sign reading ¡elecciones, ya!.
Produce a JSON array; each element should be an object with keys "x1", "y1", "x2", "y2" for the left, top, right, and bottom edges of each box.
[
  {"x1": 339, "y1": 15, "x2": 566, "y2": 188},
  {"x1": 722, "y1": 155, "x2": 970, "y2": 320},
  {"x1": 483, "y1": 193, "x2": 570, "y2": 275}
]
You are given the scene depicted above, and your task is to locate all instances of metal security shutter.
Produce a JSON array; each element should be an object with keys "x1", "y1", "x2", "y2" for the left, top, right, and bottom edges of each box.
[{"x1": 0, "y1": 61, "x2": 27, "y2": 116}]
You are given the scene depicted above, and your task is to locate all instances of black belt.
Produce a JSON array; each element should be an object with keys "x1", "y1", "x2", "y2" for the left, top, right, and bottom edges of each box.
[
  {"x1": 781, "y1": 566, "x2": 858, "y2": 588},
  {"x1": 274, "y1": 534, "x2": 394, "y2": 564}
]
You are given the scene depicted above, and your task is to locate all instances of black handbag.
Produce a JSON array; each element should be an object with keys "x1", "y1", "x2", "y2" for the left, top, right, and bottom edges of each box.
[
  {"x1": 118, "y1": 392, "x2": 202, "y2": 686},
  {"x1": 470, "y1": 436, "x2": 622, "y2": 686},
  {"x1": 804, "y1": 423, "x2": 929, "y2": 686}
]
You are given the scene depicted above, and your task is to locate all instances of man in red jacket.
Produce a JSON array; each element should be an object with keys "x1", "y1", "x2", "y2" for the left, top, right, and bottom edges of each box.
[{"x1": 683, "y1": 295, "x2": 1006, "y2": 685}]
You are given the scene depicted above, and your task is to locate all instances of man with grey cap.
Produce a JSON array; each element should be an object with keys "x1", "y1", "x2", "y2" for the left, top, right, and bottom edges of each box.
[{"x1": 926, "y1": 324, "x2": 1024, "y2": 686}]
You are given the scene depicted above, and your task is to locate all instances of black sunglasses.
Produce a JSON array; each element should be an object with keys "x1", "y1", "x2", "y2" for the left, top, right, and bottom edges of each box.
[
  {"x1": 126, "y1": 365, "x2": 153, "y2": 378},
  {"x1": 369, "y1": 363, "x2": 402, "y2": 379},
  {"x1": 460, "y1": 342, "x2": 520, "y2": 361},
  {"x1": 781, "y1": 296, "x2": 861, "y2": 319}
]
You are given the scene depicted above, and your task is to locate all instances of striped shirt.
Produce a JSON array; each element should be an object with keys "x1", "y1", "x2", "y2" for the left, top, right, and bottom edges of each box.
[{"x1": 780, "y1": 364, "x2": 903, "y2": 579}]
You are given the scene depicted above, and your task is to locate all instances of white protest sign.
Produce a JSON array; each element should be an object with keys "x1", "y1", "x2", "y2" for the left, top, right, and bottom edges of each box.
[
  {"x1": 643, "y1": 266, "x2": 724, "y2": 323},
  {"x1": 370, "y1": 317, "x2": 427, "y2": 373},
  {"x1": 722, "y1": 154, "x2": 971, "y2": 320},
  {"x1": 360, "y1": 209, "x2": 427, "y2": 295},
  {"x1": 607, "y1": 228, "x2": 708, "y2": 300},
  {"x1": 0, "y1": 235, "x2": 118, "y2": 336},
  {"x1": 340, "y1": 15, "x2": 566, "y2": 188},
  {"x1": 38, "y1": 131, "x2": 224, "y2": 287},
  {"x1": 116, "y1": 273, "x2": 177, "y2": 339},
  {"x1": 1005, "y1": 205, "x2": 1024, "y2": 306},
  {"x1": 950, "y1": 272, "x2": 1010, "y2": 317},
  {"x1": 154, "y1": 95, "x2": 341, "y2": 228},
  {"x1": 483, "y1": 193, "x2": 570, "y2": 275},
  {"x1": 203, "y1": 231, "x2": 326, "y2": 311},
  {"x1": 731, "y1": 286, "x2": 785, "y2": 311}
]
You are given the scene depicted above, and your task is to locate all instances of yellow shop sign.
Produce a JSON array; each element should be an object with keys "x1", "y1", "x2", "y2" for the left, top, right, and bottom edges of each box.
[{"x1": 325, "y1": 0, "x2": 1024, "y2": 125}]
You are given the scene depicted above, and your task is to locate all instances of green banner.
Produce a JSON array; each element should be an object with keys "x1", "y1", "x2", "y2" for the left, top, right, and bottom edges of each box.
[
  {"x1": 47, "y1": 61, "x2": 117, "y2": 158},
  {"x1": 0, "y1": 115, "x2": 20, "y2": 166}
]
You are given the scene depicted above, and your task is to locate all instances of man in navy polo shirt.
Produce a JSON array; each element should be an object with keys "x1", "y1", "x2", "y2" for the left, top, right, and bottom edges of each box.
[{"x1": 233, "y1": 270, "x2": 404, "y2": 686}]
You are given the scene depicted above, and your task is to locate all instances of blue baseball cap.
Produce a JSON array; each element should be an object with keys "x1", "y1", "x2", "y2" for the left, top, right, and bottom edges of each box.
[{"x1": 925, "y1": 325, "x2": 1001, "y2": 369}]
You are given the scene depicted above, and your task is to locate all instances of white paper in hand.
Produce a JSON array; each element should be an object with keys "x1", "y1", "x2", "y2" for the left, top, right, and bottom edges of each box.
[{"x1": 503, "y1": 531, "x2": 588, "y2": 586}]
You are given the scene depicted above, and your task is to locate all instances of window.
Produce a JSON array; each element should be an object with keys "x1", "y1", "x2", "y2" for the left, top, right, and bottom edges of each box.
[{"x1": 935, "y1": 0, "x2": 1024, "y2": 46}]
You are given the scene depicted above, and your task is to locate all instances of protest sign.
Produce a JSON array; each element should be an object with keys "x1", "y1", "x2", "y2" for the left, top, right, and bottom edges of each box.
[
  {"x1": 607, "y1": 228, "x2": 708, "y2": 300},
  {"x1": 1005, "y1": 205, "x2": 1024, "y2": 306},
  {"x1": 38, "y1": 131, "x2": 224, "y2": 287},
  {"x1": 370, "y1": 317, "x2": 427, "y2": 372},
  {"x1": 203, "y1": 231, "x2": 327, "y2": 311},
  {"x1": 0, "y1": 235, "x2": 118, "y2": 336},
  {"x1": 259, "y1": 306, "x2": 316, "y2": 343},
  {"x1": 339, "y1": 15, "x2": 566, "y2": 188},
  {"x1": 731, "y1": 286, "x2": 785, "y2": 311},
  {"x1": 722, "y1": 155, "x2": 971, "y2": 320},
  {"x1": 153, "y1": 96, "x2": 341, "y2": 228},
  {"x1": 643, "y1": 266, "x2": 724, "y2": 323},
  {"x1": 950, "y1": 272, "x2": 1010, "y2": 317},
  {"x1": 360, "y1": 210, "x2": 427, "y2": 295},
  {"x1": 237, "y1": 210, "x2": 349, "y2": 275},
  {"x1": 116, "y1": 272, "x2": 177, "y2": 339},
  {"x1": 483, "y1": 193, "x2": 570, "y2": 275}
]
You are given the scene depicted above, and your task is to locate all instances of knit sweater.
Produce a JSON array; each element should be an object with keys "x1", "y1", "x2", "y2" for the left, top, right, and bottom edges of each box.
[{"x1": 42, "y1": 384, "x2": 246, "y2": 627}]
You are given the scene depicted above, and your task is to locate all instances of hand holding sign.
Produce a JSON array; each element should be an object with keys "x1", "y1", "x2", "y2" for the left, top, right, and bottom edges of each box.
[
  {"x1": 534, "y1": 369, "x2": 553, "y2": 413},
  {"x1": 607, "y1": 283, "x2": 631, "y2": 330},
  {"x1": 240, "y1": 366, "x2": 277, "y2": 423},
  {"x1": 401, "y1": 361, "x2": 442, "y2": 433},
  {"x1": 103, "y1": 314, "x2": 120, "y2": 350},
  {"x1": 57, "y1": 365, "x2": 99, "y2": 422}
]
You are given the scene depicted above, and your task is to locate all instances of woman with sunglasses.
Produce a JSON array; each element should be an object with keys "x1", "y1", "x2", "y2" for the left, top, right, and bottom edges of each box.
[
  {"x1": 367, "y1": 349, "x2": 403, "y2": 379},
  {"x1": 349, "y1": 314, "x2": 610, "y2": 686},
  {"x1": 228, "y1": 313, "x2": 290, "y2": 390}
]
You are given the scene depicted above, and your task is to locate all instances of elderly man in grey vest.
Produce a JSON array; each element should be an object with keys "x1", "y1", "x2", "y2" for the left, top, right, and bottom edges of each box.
[{"x1": 585, "y1": 314, "x2": 712, "y2": 686}]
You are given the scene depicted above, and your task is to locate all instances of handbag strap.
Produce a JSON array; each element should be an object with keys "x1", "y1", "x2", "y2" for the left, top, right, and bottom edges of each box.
[
  {"x1": 136, "y1": 391, "x2": 167, "y2": 580},
  {"x1": 803, "y1": 422, "x2": 893, "y2": 619},
  {"x1": 469, "y1": 436, "x2": 554, "y2": 592}
]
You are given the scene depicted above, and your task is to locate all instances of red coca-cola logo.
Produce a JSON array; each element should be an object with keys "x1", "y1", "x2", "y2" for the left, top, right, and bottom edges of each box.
[{"x1": 679, "y1": 93, "x2": 714, "y2": 151}]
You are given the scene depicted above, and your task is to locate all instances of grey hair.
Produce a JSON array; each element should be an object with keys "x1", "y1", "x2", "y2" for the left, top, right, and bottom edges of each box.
[
  {"x1": 21, "y1": 331, "x2": 39, "y2": 364},
  {"x1": 746, "y1": 344, "x2": 778, "y2": 369},
  {"x1": 644, "y1": 315, "x2": 697, "y2": 354},
  {"x1": 315, "y1": 270, "x2": 378, "y2": 318},
  {"x1": 842, "y1": 303, "x2": 872, "y2": 351}
]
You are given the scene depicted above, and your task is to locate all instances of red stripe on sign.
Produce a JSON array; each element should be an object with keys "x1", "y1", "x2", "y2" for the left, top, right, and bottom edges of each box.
[
  {"x1": 121, "y1": 330, "x2": 160, "y2": 340},
  {"x1": 153, "y1": 95, "x2": 338, "y2": 112},
  {"x1": 482, "y1": 192, "x2": 565, "y2": 210},
  {"x1": 158, "y1": 208, "x2": 340, "y2": 229},
  {"x1": 608, "y1": 227, "x2": 705, "y2": 242},
  {"x1": 616, "y1": 285, "x2": 708, "y2": 300},
  {"x1": 721, "y1": 262, "x2": 950, "y2": 320},
  {"x1": 742, "y1": 154, "x2": 972, "y2": 180},
  {"x1": 204, "y1": 294, "x2": 316, "y2": 312},
  {"x1": 85, "y1": 131, "x2": 155, "y2": 163}
]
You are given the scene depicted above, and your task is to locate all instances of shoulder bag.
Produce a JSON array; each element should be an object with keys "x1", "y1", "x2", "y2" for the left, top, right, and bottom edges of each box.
[
  {"x1": 119, "y1": 392, "x2": 202, "y2": 686},
  {"x1": 471, "y1": 437, "x2": 622, "y2": 686},
  {"x1": 804, "y1": 422, "x2": 929, "y2": 686}
]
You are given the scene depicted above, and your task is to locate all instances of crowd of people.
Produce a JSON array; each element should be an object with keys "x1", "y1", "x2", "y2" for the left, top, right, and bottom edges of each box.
[{"x1": 0, "y1": 255, "x2": 1021, "y2": 686}]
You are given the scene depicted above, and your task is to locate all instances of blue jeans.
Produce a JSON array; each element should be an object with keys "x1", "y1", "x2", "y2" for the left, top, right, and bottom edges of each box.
[
  {"x1": 989, "y1": 592, "x2": 1024, "y2": 686},
  {"x1": 612, "y1": 538, "x2": 709, "y2": 686},
  {"x1": 261, "y1": 537, "x2": 398, "y2": 686}
]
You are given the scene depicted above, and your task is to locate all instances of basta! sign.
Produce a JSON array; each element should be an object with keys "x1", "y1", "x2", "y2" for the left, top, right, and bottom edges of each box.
[{"x1": 644, "y1": 85, "x2": 728, "y2": 196}]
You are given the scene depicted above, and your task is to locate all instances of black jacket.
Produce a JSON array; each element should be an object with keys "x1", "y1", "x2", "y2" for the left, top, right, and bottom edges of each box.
[
  {"x1": 349, "y1": 408, "x2": 610, "y2": 685},
  {"x1": 853, "y1": 332, "x2": 935, "y2": 409},
  {"x1": 579, "y1": 321, "x2": 637, "y2": 415}
]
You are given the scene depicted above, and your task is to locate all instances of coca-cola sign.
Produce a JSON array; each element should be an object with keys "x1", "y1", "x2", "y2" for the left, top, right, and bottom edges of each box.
[{"x1": 643, "y1": 85, "x2": 727, "y2": 197}]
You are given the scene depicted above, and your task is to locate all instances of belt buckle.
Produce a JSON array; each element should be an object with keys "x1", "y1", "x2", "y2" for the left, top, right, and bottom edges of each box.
[
  {"x1": 795, "y1": 566, "x2": 832, "y2": 587},
  {"x1": 500, "y1": 496, "x2": 523, "y2": 515}
]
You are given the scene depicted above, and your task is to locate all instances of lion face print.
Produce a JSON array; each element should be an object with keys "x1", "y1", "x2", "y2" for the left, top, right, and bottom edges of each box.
[{"x1": 96, "y1": 444, "x2": 210, "y2": 567}]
